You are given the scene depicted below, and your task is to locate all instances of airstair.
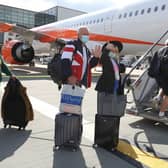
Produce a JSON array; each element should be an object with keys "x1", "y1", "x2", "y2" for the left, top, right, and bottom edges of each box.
[{"x1": 126, "y1": 30, "x2": 168, "y2": 124}]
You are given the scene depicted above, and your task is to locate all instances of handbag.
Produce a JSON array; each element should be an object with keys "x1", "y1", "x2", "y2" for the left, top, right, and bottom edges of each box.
[
  {"x1": 59, "y1": 84, "x2": 85, "y2": 115},
  {"x1": 97, "y1": 92, "x2": 127, "y2": 117}
]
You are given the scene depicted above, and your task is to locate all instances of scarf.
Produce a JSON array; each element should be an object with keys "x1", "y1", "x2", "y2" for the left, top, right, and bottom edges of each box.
[{"x1": 111, "y1": 58, "x2": 120, "y2": 93}]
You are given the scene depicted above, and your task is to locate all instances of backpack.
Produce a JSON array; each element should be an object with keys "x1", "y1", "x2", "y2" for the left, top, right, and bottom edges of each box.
[
  {"x1": 47, "y1": 53, "x2": 62, "y2": 89},
  {"x1": 148, "y1": 51, "x2": 161, "y2": 78},
  {"x1": 160, "y1": 47, "x2": 168, "y2": 77},
  {"x1": 47, "y1": 41, "x2": 77, "y2": 89}
]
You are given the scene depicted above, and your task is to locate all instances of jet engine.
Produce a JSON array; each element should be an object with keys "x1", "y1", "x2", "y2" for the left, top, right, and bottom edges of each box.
[{"x1": 1, "y1": 40, "x2": 34, "y2": 64}]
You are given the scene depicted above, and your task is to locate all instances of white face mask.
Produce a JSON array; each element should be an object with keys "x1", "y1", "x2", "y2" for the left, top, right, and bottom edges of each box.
[
  {"x1": 108, "y1": 51, "x2": 119, "y2": 62},
  {"x1": 108, "y1": 51, "x2": 116, "y2": 58},
  {"x1": 81, "y1": 35, "x2": 89, "y2": 43}
]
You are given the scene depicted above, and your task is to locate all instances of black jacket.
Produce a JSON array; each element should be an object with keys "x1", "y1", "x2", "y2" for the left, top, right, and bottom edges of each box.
[
  {"x1": 153, "y1": 46, "x2": 168, "y2": 87},
  {"x1": 95, "y1": 51, "x2": 125, "y2": 94}
]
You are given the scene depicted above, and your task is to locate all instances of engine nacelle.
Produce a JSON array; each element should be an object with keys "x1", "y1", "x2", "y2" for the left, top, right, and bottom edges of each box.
[{"x1": 1, "y1": 40, "x2": 34, "y2": 64}]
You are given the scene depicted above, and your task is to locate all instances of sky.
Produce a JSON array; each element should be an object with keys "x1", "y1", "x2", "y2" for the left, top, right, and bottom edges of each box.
[{"x1": 0, "y1": 0, "x2": 144, "y2": 12}]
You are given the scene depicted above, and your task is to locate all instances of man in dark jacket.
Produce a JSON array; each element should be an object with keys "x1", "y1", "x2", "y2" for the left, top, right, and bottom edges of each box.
[
  {"x1": 152, "y1": 39, "x2": 168, "y2": 118},
  {"x1": 61, "y1": 27, "x2": 101, "y2": 88}
]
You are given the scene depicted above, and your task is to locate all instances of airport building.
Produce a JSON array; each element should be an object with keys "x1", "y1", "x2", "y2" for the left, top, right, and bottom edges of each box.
[
  {"x1": 43, "y1": 6, "x2": 86, "y2": 21},
  {"x1": 0, "y1": 4, "x2": 85, "y2": 45}
]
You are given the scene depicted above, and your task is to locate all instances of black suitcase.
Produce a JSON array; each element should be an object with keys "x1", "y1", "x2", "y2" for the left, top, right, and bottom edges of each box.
[
  {"x1": 1, "y1": 79, "x2": 29, "y2": 130},
  {"x1": 54, "y1": 113, "x2": 82, "y2": 151},
  {"x1": 3, "y1": 96, "x2": 28, "y2": 130},
  {"x1": 94, "y1": 114, "x2": 120, "y2": 151}
]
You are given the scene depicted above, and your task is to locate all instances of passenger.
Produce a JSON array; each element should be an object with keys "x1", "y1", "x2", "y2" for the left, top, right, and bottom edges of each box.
[
  {"x1": 95, "y1": 41, "x2": 125, "y2": 95},
  {"x1": 61, "y1": 27, "x2": 101, "y2": 87},
  {"x1": 152, "y1": 39, "x2": 168, "y2": 118},
  {"x1": 0, "y1": 54, "x2": 14, "y2": 87}
]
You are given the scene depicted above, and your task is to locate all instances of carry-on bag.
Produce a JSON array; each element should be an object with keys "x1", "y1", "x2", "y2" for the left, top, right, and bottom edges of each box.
[
  {"x1": 97, "y1": 92, "x2": 126, "y2": 117},
  {"x1": 59, "y1": 84, "x2": 85, "y2": 115},
  {"x1": 94, "y1": 114, "x2": 120, "y2": 150},
  {"x1": 1, "y1": 78, "x2": 33, "y2": 130},
  {"x1": 54, "y1": 113, "x2": 82, "y2": 151}
]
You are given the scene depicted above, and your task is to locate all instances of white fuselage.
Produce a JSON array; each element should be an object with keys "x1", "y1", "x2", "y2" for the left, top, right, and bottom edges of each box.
[{"x1": 32, "y1": 0, "x2": 168, "y2": 56}]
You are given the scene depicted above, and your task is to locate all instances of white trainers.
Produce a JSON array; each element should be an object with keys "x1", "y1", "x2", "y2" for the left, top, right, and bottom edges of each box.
[
  {"x1": 159, "y1": 111, "x2": 165, "y2": 117},
  {"x1": 153, "y1": 95, "x2": 161, "y2": 102}
]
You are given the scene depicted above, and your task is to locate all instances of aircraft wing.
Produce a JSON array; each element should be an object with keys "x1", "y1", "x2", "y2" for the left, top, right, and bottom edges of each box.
[{"x1": 0, "y1": 22, "x2": 78, "y2": 43}]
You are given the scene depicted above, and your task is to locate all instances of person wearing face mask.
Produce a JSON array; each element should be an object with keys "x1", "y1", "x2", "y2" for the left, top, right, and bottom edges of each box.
[
  {"x1": 54, "y1": 27, "x2": 101, "y2": 150},
  {"x1": 95, "y1": 41, "x2": 125, "y2": 94},
  {"x1": 61, "y1": 27, "x2": 101, "y2": 87},
  {"x1": 93, "y1": 41, "x2": 126, "y2": 150}
]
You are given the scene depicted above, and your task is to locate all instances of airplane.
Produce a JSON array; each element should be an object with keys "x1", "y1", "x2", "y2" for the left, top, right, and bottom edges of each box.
[{"x1": 0, "y1": 0, "x2": 168, "y2": 65}]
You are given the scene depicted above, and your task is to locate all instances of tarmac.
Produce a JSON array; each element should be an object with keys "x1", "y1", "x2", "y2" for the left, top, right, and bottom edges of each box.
[{"x1": 0, "y1": 103, "x2": 142, "y2": 168}]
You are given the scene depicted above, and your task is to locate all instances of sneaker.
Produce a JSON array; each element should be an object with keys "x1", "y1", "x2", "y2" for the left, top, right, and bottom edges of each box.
[
  {"x1": 153, "y1": 95, "x2": 161, "y2": 102},
  {"x1": 159, "y1": 111, "x2": 165, "y2": 117}
]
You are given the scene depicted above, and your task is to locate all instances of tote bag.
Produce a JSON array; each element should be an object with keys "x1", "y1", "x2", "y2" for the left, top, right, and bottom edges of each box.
[
  {"x1": 97, "y1": 92, "x2": 127, "y2": 117},
  {"x1": 59, "y1": 84, "x2": 85, "y2": 115}
]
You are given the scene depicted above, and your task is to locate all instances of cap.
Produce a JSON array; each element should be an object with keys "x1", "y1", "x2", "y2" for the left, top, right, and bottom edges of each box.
[{"x1": 109, "y1": 41, "x2": 123, "y2": 53}]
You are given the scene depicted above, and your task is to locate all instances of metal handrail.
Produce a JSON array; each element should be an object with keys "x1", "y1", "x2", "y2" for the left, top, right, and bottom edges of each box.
[{"x1": 127, "y1": 29, "x2": 168, "y2": 77}]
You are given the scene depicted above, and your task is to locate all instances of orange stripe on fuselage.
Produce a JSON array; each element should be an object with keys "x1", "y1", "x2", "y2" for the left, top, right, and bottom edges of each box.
[
  {"x1": 90, "y1": 33, "x2": 158, "y2": 45},
  {"x1": 38, "y1": 29, "x2": 164, "y2": 46}
]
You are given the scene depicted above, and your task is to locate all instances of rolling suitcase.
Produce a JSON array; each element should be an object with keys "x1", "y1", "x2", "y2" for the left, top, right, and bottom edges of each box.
[
  {"x1": 54, "y1": 113, "x2": 82, "y2": 151},
  {"x1": 94, "y1": 114, "x2": 120, "y2": 151},
  {"x1": 1, "y1": 78, "x2": 33, "y2": 130}
]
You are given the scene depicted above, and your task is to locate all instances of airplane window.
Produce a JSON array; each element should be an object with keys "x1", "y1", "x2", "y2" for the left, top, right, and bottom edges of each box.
[
  {"x1": 147, "y1": 8, "x2": 151, "y2": 13},
  {"x1": 118, "y1": 14, "x2": 122, "y2": 19},
  {"x1": 161, "y1": 4, "x2": 166, "y2": 10},
  {"x1": 90, "y1": 20, "x2": 92, "y2": 24},
  {"x1": 86, "y1": 21, "x2": 88, "y2": 25},
  {"x1": 101, "y1": 18, "x2": 103, "y2": 22},
  {"x1": 129, "y1": 12, "x2": 133, "y2": 17},
  {"x1": 124, "y1": 13, "x2": 127, "y2": 18},
  {"x1": 97, "y1": 19, "x2": 99, "y2": 23},
  {"x1": 141, "y1": 9, "x2": 145, "y2": 15},
  {"x1": 93, "y1": 20, "x2": 96, "y2": 24},
  {"x1": 135, "y1": 10, "x2": 138, "y2": 16},
  {"x1": 154, "y1": 6, "x2": 158, "y2": 12}
]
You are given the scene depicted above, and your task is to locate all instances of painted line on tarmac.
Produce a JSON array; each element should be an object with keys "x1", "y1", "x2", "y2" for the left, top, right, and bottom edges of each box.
[
  {"x1": 30, "y1": 96, "x2": 95, "y2": 142},
  {"x1": 30, "y1": 96, "x2": 91, "y2": 125},
  {"x1": 30, "y1": 96, "x2": 168, "y2": 168},
  {"x1": 117, "y1": 140, "x2": 168, "y2": 168}
]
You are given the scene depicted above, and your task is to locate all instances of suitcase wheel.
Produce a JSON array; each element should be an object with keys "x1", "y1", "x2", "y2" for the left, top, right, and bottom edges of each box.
[
  {"x1": 111, "y1": 147, "x2": 116, "y2": 152},
  {"x1": 4, "y1": 124, "x2": 7, "y2": 128},
  {"x1": 8, "y1": 125, "x2": 11, "y2": 128},
  {"x1": 22, "y1": 127, "x2": 26, "y2": 130},
  {"x1": 92, "y1": 144, "x2": 98, "y2": 148},
  {"x1": 53, "y1": 146, "x2": 60, "y2": 151},
  {"x1": 17, "y1": 127, "x2": 26, "y2": 131},
  {"x1": 72, "y1": 147, "x2": 78, "y2": 152},
  {"x1": 18, "y1": 127, "x2": 21, "y2": 131}
]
